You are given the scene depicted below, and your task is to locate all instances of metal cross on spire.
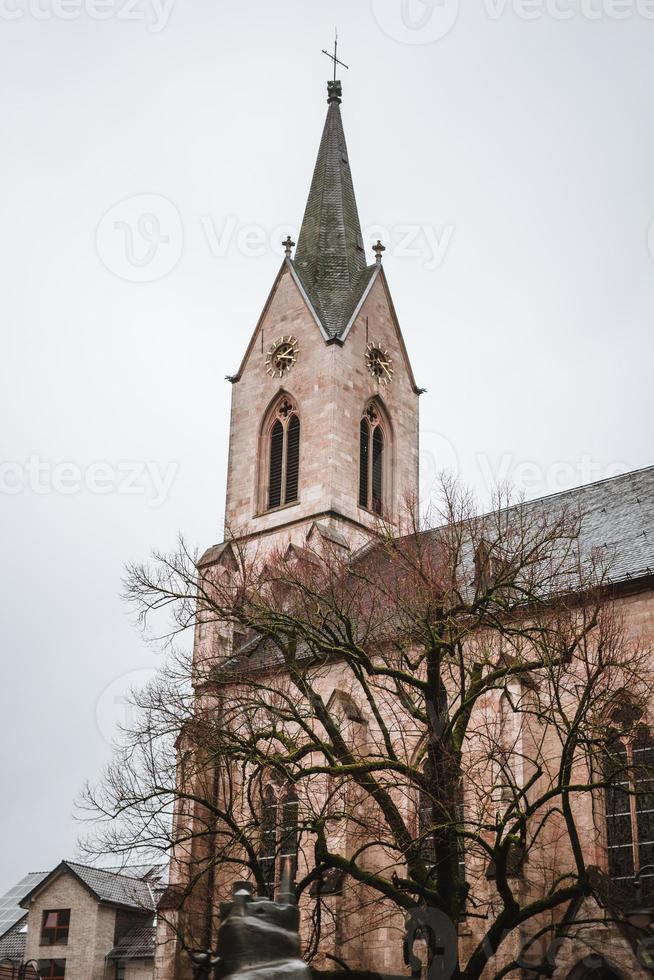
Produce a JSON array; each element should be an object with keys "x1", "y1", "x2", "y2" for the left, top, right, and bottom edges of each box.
[{"x1": 322, "y1": 29, "x2": 349, "y2": 82}]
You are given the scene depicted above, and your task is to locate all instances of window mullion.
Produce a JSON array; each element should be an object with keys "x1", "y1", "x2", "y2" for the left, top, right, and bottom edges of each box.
[
  {"x1": 368, "y1": 424, "x2": 374, "y2": 510},
  {"x1": 280, "y1": 421, "x2": 289, "y2": 506},
  {"x1": 629, "y1": 743, "x2": 641, "y2": 875}
]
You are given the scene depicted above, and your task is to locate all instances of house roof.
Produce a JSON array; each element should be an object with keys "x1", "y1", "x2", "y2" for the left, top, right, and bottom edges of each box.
[
  {"x1": 292, "y1": 80, "x2": 377, "y2": 339},
  {"x1": 19, "y1": 862, "x2": 160, "y2": 913},
  {"x1": 107, "y1": 922, "x2": 157, "y2": 960}
]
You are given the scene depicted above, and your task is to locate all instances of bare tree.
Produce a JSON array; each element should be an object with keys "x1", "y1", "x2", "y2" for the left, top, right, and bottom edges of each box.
[{"x1": 82, "y1": 481, "x2": 654, "y2": 980}]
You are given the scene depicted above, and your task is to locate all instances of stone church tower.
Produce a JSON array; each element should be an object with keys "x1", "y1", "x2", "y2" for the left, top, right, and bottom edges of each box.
[
  {"x1": 154, "y1": 77, "x2": 422, "y2": 980},
  {"x1": 155, "y1": 72, "x2": 654, "y2": 980},
  {"x1": 222, "y1": 78, "x2": 420, "y2": 553}
]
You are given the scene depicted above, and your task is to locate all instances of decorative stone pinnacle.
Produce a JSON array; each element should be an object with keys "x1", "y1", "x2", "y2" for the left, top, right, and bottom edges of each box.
[
  {"x1": 327, "y1": 79, "x2": 342, "y2": 104},
  {"x1": 282, "y1": 235, "x2": 295, "y2": 258},
  {"x1": 373, "y1": 240, "x2": 386, "y2": 264}
]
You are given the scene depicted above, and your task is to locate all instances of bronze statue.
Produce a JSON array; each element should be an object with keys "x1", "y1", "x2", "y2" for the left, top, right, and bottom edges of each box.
[{"x1": 213, "y1": 870, "x2": 311, "y2": 980}]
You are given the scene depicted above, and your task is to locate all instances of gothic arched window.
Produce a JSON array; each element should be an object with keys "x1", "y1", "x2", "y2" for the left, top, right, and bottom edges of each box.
[
  {"x1": 257, "y1": 781, "x2": 299, "y2": 898},
  {"x1": 266, "y1": 397, "x2": 300, "y2": 511},
  {"x1": 359, "y1": 402, "x2": 386, "y2": 514},
  {"x1": 605, "y1": 727, "x2": 654, "y2": 897}
]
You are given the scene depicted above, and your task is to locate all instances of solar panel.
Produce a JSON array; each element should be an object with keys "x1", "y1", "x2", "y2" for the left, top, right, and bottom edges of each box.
[{"x1": 0, "y1": 872, "x2": 49, "y2": 938}]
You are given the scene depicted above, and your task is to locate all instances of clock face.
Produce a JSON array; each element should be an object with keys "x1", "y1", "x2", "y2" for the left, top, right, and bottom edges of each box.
[
  {"x1": 366, "y1": 342, "x2": 394, "y2": 385},
  {"x1": 266, "y1": 336, "x2": 299, "y2": 378}
]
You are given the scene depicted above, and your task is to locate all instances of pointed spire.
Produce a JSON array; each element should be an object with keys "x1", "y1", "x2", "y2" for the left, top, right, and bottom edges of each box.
[{"x1": 293, "y1": 80, "x2": 375, "y2": 338}]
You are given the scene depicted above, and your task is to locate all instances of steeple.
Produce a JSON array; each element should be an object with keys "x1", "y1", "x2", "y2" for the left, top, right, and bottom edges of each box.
[{"x1": 292, "y1": 80, "x2": 376, "y2": 339}]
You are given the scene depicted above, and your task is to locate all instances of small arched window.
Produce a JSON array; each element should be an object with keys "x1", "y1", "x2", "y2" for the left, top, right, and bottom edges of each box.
[
  {"x1": 359, "y1": 403, "x2": 386, "y2": 514},
  {"x1": 266, "y1": 397, "x2": 300, "y2": 511},
  {"x1": 257, "y1": 781, "x2": 299, "y2": 898}
]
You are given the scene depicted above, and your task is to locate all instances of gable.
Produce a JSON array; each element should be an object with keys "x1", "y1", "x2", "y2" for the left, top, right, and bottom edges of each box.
[
  {"x1": 20, "y1": 865, "x2": 97, "y2": 911},
  {"x1": 20, "y1": 863, "x2": 157, "y2": 913},
  {"x1": 345, "y1": 270, "x2": 420, "y2": 396},
  {"x1": 233, "y1": 261, "x2": 332, "y2": 384}
]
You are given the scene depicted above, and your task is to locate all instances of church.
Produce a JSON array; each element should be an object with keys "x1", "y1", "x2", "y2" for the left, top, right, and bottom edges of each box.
[{"x1": 153, "y1": 72, "x2": 654, "y2": 980}]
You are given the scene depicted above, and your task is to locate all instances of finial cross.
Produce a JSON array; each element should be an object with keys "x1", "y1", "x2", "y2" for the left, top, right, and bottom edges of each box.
[{"x1": 322, "y1": 29, "x2": 349, "y2": 82}]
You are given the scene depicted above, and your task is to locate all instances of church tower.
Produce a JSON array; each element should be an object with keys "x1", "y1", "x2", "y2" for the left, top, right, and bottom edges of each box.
[
  {"x1": 222, "y1": 77, "x2": 420, "y2": 551},
  {"x1": 154, "y1": 77, "x2": 424, "y2": 980}
]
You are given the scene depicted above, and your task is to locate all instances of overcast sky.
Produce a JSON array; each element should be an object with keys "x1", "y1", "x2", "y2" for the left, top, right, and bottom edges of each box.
[{"x1": 1, "y1": 0, "x2": 653, "y2": 894}]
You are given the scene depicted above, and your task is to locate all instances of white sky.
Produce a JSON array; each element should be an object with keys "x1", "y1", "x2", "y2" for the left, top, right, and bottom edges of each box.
[{"x1": 1, "y1": 0, "x2": 653, "y2": 893}]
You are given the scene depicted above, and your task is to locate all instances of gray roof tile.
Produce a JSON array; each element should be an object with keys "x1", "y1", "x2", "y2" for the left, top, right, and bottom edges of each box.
[
  {"x1": 515, "y1": 465, "x2": 654, "y2": 585},
  {"x1": 19, "y1": 863, "x2": 161, "y2": 913},
  {"x1": 0, "y1": 917, "x2": 27, "y2": 961},
  {"x1": 64, "y1": 863, "x2": 158, "y2": 911}
]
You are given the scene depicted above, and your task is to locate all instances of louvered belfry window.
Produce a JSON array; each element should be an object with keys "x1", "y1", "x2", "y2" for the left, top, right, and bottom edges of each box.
[
  {"x1": 267, "y1": 397, "x2": 300, "y2": 511},
  {"x1": 359, "y1": 403, "x2": 385, "y2": 514}
]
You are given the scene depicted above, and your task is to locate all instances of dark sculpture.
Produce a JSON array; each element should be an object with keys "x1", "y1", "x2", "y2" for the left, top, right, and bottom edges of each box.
[
  {"x1": 189, "y1": 871, "x2": 460, "y2": 980},
  {"x1": 213, "y1": 870, "x2": 312, "y2": 980}
]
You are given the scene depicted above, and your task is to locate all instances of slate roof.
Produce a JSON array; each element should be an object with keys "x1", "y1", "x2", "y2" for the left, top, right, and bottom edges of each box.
[
  {"x1": 292, "y1": 80, "x2": 377, "y2": 339},
  {"x1": 19, "y1": 862, "x2": 160, "y2": 913},
  {"x1": 505, "y1": 465, "x2": 654, "y2": 586},
  {"x1": 107, "y1": 922, "x2": 157, "y2": 960}
]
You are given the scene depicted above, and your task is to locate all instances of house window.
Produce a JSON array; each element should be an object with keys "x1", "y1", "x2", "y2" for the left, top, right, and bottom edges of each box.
[
  {"x1": 605, "y1": 729, "x2": 654, "y2": 898},
  {"x1": 266, "y1": 398, "x2": 300, "y2": 511},
  {"x1": 37, "y1": 962, "x2": 66, "y2": 979},
  {"x1": 359, "y1": 403, "x2": 386, "y2": 514},
  {"x1": 40, "y1": 909, "x2": 70, "y2": 946},
  {"x1": 258, "y1": 782, "x2": 299, "y2": 898}
]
